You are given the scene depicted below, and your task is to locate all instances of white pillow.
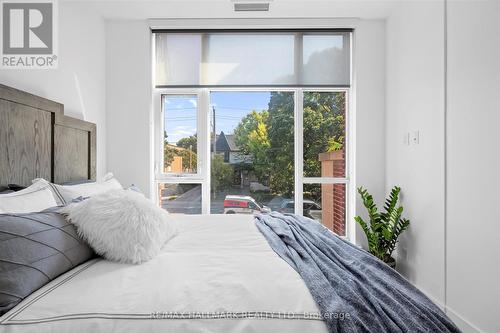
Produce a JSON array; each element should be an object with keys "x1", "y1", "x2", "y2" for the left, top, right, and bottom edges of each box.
[
  {"x1": 50, "y1": 173, "x2": 123, "y2": 205},
  {"x1": 0, "y1": 179, "x2": 58, "y2": 213},
  {"x1": 61, "y1": 189, "x2": 177, "y2": 264}
]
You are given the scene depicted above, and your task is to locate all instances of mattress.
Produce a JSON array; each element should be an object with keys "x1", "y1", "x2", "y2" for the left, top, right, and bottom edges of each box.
[{"x1": 0, "y1": 214, "x2": 328, "y2": 333}]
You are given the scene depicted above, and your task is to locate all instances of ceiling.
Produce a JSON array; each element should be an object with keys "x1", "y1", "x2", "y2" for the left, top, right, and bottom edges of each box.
[{"x1": 59, "y1": 0, "x2": 406, "y2": 20}]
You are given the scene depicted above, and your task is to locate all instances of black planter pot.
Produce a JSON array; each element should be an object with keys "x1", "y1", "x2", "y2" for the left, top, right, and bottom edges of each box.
[{"x1": 385, "y1": 257, "x2": 396, "y2": 269}]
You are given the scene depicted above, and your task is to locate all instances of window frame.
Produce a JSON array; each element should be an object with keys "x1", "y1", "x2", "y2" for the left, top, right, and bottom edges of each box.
[
  {"x1": 153, "y1": 88, "x2": 211, "y2": 213},
  {"x1": 294, "y1": 88, "x2": 350, "y2": 238},
  {"x1": 154, "y1": 87, "x2": 352, "y2": 237},
  {"x1": 157, "y1": 91, "x2": 202, "y2": 176}
]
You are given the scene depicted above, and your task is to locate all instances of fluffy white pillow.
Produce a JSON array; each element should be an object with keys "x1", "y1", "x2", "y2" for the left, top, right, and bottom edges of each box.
[
  {"x1": 50, "y1": 173, "x2": 123, "y2": 205},
  {"x1": 61, "y1": 189, "x2": 177, "y2": 264},
  {"x1": 0, "y1": 179, "x2": 58, "y2": 213}
]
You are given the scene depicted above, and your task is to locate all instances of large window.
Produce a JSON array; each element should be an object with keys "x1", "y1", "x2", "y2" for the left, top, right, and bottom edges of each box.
[{"x1": 154, "y1": 30, "x2": 351, "y2": 236}]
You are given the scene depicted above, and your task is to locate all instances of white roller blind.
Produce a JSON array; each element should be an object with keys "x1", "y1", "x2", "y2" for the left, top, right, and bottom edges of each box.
[
  {"x1": 203, "y1": 34, "x2": 295, "y2": 85},
  {"x1": 302, "y1": 33, "x2": 350, "y2": 85},
  {"x1": 155, "y1": 34, "x2": 202, "y2": 86},
  {"x1": 154, "y1": 31, "x2": 351, "y2": 87}
]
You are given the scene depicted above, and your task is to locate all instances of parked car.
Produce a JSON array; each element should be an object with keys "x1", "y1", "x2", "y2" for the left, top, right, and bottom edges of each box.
[
  {"x1": 249, "y1": 182, "x2": 270, "y2": 193},
  {"x1": 279, "y1": 199, "x2": 322, "y2": 221},
  {"x1": 223, "y1": 195, "x2": 271, "y2": 214}
]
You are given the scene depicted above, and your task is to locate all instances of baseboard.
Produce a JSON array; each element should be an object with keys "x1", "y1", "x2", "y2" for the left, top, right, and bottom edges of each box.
[
  {"x1": 407, "y1": 286, "x2": 483, "y2": 333},
  {"x1": 445, "y1": 307, "x2": 483, "y2": 333},
  {"x1": 411, "y1": 285, "x2": 445, "y2": 312}
]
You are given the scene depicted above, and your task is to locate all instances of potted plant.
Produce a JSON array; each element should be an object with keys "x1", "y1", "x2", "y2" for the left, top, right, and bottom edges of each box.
[{"x1": 354, "y1": 186, "x2": 410, "y2": 269}]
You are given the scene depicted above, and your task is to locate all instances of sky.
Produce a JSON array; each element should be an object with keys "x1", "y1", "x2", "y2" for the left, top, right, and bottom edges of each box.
[{"x1": 164, "y1": 92, "x2": 271, "y2": 144}]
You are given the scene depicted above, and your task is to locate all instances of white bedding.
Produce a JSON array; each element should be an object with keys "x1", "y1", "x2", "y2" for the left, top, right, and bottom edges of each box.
[{"x1": 0, "y1": 214, "x2": 328, "y2": 333}]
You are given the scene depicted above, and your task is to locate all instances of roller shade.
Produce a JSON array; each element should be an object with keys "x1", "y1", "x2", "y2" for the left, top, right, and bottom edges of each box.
[{"x1": 154, "y1": 30, "x2": 351, "y2": 87}]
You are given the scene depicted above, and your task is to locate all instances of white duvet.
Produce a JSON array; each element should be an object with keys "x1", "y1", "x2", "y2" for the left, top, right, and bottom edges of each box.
[{"x1": 0, "y1": 214, "x2": 328, "y2": 333}]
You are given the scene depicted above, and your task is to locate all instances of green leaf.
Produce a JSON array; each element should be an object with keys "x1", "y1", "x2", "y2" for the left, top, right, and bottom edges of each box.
[{"x1": 355, "y1": 185, "x2": 410, "y2": 260}]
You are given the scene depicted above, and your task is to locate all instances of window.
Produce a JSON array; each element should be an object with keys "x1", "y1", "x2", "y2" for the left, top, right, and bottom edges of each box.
[
  {"x1": 162, "y1": 95, "x2": 198, "y2": 174},
  {"x1": 154, "y1": 30, "x2": 352, "y2": 236}
]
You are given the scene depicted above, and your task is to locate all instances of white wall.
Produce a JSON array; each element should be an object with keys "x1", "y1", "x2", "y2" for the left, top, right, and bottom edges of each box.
[
  {"x1": 353, "y1": 20, "x2": 386, "y2": 245},
  {"x1": 386, "y1": 1, "x2": 500, "y2": 332},
  {"x1": 446, "y1": 1, "x2": 500, "y2": 332},
  {"x1": 385, "y1": 0, "x2": 446, "y2": 305},
  {"x1": 0, "y1": 3, "x2": 107, "y2": 178},
  {"x1": 106, "y1": 20, "x2": 152, "y2": 195}
]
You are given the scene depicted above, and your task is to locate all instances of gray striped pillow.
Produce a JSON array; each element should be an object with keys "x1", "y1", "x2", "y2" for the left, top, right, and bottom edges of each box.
[{"x1": 0, "y1": 211, "x2": 94, "y2": 315}]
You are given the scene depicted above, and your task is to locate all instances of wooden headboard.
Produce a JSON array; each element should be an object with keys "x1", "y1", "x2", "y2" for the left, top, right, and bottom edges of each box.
[{"x1": 0, "y1": 84, "x2": 96, "y2": 187}]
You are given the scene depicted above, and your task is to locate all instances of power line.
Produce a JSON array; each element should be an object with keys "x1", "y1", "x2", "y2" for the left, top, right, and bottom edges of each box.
[
  {"x1": 213, "y1": 106, "x2": 216, "y2": 154},
  {"x1": 164, "y1": 116, "x2": 196, "y2": 120},
  {"x1": 164, "y1": 105, "x2": 266, "y2": 112},
  {"x1": 218, "y1": 106, "x2": 266, "y2": 111},
  {"x1": 165, "y1": 115, "x2": 245, "y2": 121}
]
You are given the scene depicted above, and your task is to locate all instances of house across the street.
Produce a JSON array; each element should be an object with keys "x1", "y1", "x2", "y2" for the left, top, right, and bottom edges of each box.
[{"x1": 213, "y1": 131, "x2": 253, "y2": 164}]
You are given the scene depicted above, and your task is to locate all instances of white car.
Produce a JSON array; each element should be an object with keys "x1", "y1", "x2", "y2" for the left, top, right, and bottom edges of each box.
[
  {"x1": 223, "y1": 195, "x2": 271, "y2": 214},
  {"x1": 249, "y1": 182, "x2": 270, "y2": 193}
]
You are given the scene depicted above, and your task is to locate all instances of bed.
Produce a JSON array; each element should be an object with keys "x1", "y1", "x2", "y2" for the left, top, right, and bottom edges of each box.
[
  {"x1": 0, "y1": 85, "x2": 459, "y2": 333},
  {"x1": 1, "y1": 214, "x2": 328, "y2": 332}
]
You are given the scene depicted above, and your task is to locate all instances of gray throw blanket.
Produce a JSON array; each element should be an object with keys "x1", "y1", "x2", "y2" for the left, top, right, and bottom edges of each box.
[{"x1": 255, "y1": 212, "x2": 460, "y2": 333}]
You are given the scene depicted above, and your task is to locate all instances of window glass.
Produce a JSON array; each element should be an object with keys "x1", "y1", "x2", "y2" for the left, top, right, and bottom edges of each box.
[
  {"x1": 162, "y1": 95, "x2": 198, "y2": 174},
  {"x1": 209, "y1": 91, "x2": 294, "y2": 214},
  {"x1": 158, "y1": 183, "x2": 202, "y2": 214},
  {"x1": 303, "y1": 91, "x2": 346, "y2": 178},
  {"x1": 304, "y1": 183, "x2": 345, "y2": 235}
]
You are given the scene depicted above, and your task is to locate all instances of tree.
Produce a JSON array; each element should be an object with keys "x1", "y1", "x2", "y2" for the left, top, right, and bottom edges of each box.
[
  {"x1": 164, "y1": 131, "x2": 197, "y2": 173},
  {"x1": 178, "y1": 148, "x2": 197, "y2": 172},
  {"x1": 234, "y1": 111, "x2": 270, "y2": 182},
  {"x1": 266, "y1": 92, "x2": 295, "y2": 196},
  {"x1": 232, "y1": 92, "x2": 346, "y2": 199},
  {"x1": 234, "y1": 111, "x2": 268, "y2": 153},
  {"x1": 302, "y1": 92, "x2": 345, "y2": 178},
  {"x1": 211, "y1": 154, "x2": 233, "y2": 197},
  {"x1": 163, "y1": 131, "x2": 174, "y2": 169},
  {"x1": 177, "y1": 135, "x2": 197, "y2": 153}
]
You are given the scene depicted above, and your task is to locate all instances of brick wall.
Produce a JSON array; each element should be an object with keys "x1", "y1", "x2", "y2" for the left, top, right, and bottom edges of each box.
[{"x1": 318, "y1": 150, "x2": 346, "y2": 235}]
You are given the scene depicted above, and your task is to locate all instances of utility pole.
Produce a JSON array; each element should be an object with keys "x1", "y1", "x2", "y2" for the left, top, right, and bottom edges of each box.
[
  {"x1": 212, "y1": 106, "x2": 216, "y2": 155},
  {"x1": 189, "y1": 144, "x2": 192, "y2": 172}
]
